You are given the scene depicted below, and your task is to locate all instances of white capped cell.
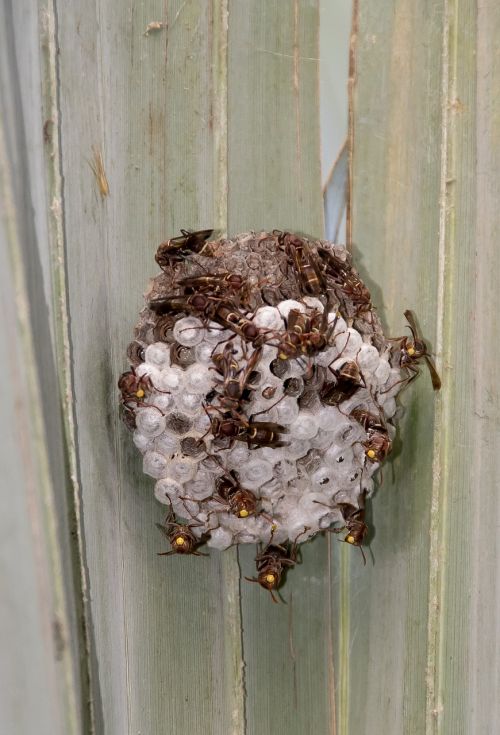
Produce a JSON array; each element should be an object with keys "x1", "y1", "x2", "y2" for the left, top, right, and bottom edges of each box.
[
  {"x1": 282, "y1": 439, "x2": 310, "y2": 461},
  {"x1": 328, "y1": 313, "x2": 347, "y2": 333},
  {"x1": 357, "y1": 344, "x2": 380, "y2": 373},
  {"x1": 226, "y1": 444, "x2": 250, "y2": 467},
  {"x1": 169, "y1": 457, "x2": 197, "y2": 483},
  {"x1": 252, "y1": 306, "x2": 283, "y2": 330},
  {"x1": 277, "y1": 299, "x2": 306, "y2": 319},
  {"x1": 375, "y1": 358, "x2": 391, "y2": 384},
  {"x1": 238, "y1": 459, "x2": 274, "y2": 489},
  {"x1": 145, "y1": 342, "x2": 170, "y2": 369},
  {"x1": 195, "y1": 342, "x2": 214, "y2": 364},
  {"x1": 186, "y1": 471, "x2": 215, "y2": 500},
  {"x1": 134, "y1": 362, "x2": 161, "y2": 383},
  {"x1": 176, "y1": 391, "x2": 203, "y2": 415},
  {"x1": 186, "y1": 364, "x2": 213, "y2": 394},
  {"x1": 310, "y1": 431, "x2": 336, "y2": 451},
  {"x1": 382, "y1": 397, "x2": 397, "y2": 418},
  {"x1": 207, "y1": 526, "x2": 234, "y2": 550},
  {"x1": 173, "y1": 317, "x2": 204, "y2": 346},
  {"x1": 144, "y1": 451, "x2": 170, "y2": 479},
  {"x1": 154, "y1": 432, "x2": 180, "y2": 455},
  {"x1": 289, "y1": 412, "x2": 318, "y2": 440},
  {"x1": 302, "y1": 296, "x2": 324, "y2": 312},
  {"x1": 204, "y1": 322, "x2": 232, "y2": 343},
  {"x1": 133, "y1": 431, "x2": 153, "y2": 452},
  {"x1": 154, "y1": 478, "x2": 184, "y2": 504},
  {"x1": 274, "y1": 397, "x2": 300, "y2": 425},
  {"x1": 135, "y1": 408, "x2": 166, "y2": 438},
  {"x1": 157, "y1": 366, "x2": 184, "y2": 392},
  {"x1": 342, "y1": 328, "x2": 364, "y2": 356},
  {"x1": 315, "y1": 346, "x2": 338, "y2": 367}
]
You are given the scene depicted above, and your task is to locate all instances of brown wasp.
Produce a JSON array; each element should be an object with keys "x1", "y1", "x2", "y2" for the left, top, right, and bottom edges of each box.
[
  {"x1": 386, "y1": 309, "x2": 441, "y2": 391},
  {"x1": 278, "y1": 232, "x2": 326, "y2": 296},
  {"x1": 317, "y1": 247, "x2": 372, "y2": 316},
  {"x1": 210, "y1": 300, "x2": 264, "y2": 347},
  {"x1": 203, "y1": 406, "x2": 289, "y2": 450},
  {"x1": 351, "y1": 407, "x2": 392, "y2": 463},
  {"x1": 118, "y1": 366, "x2": 168, "y2": 413},
  {"x1": 179, "y1": 271, "x2": 243, "y2": 294},
  {"x1": 148, "y1": 292, "x2": 215, "y2": 317},
  {"x1": 156, "y1": 512, "x2": 208, "y2": 556},
  {"x1": 320, "y1": 358, "x2": 365, "y2": 406},
  {"x1": 245, "y1": 542, "x2": 298, "y2": 602},
  {"x1": 336, "y1": 501, "x2": 368, "y2": 563},
  {"x1": 155, "y1": 228, "x2": 213, "y2": 268},
  {"x1": 211, "y1": 343, "x2": 262, "y2": 416},
  {"x1": 314, "y1": 494, "x2": 369, "y2": 563},
  {"x1": 211, "y1": 471, "x2": 259, "y2": 519},
  {"x1": 273, "y1": 305, "x2": 336, "y2": 362}
]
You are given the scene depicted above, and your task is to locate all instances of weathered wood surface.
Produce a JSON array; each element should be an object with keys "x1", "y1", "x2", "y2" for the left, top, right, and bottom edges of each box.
[
  {"x1": 344, "y1": 1, "x2": 500, "y2": 733},
  {"x1": 0, "y1": 2, "x2": 88, "y2": 732},
  {"x1": 45, "y1": 0, "x2": 330, "y2": 733}
]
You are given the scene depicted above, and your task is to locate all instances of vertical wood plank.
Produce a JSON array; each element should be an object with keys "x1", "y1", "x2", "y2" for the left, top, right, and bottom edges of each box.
[
  {"x1": 346, "y1": 2, "x2": 444, "y2": 733},
  {"x1": 227, "y1": 3, "x2": 334, "y2": 734},
  {"x1": 51, "y1": 1, "x2": 243, "y2": 732},
  {"x1": 438, "y1": 2, "x2": 500, "y2": 732},
  {"x1": 0, "y1": 6, "x2": 84, "y2": 729},
  {"x1": 348, "y1": 1, "x2": 500, "y2": 733}
]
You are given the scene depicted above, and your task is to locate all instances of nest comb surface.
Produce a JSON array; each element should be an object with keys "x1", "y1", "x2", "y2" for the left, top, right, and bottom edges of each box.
[{"x1": 123, "y1": 231, "x2": 403, "y2": 549}]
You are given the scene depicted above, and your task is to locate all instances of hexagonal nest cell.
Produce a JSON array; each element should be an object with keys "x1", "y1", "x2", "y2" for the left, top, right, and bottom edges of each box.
[{"x1": 119, "y1": 230, "x2": 440, "y2": 597}]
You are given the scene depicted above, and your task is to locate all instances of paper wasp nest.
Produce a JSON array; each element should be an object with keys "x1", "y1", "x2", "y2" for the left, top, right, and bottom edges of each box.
[{"x1": 120, "y1": 230, "x2": 415, "y2": 557}]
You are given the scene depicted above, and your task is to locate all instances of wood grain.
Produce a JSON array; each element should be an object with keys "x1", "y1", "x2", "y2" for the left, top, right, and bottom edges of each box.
[
  {"x1": 345, "y1": 1, "x2": 500, "y2": 733},
  {"x1": 48, "y1": 0, "x2": 326, "y2": 732}
]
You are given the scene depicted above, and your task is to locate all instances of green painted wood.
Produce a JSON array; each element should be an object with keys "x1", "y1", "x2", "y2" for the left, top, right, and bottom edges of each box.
[
  {"x1": 47, "y1": 0, "x2": 326, "y2": 732},
  {"x1": 226, "y1": 4, "x2": 335, "y2": 735},
  {"x1": 344, "y1": 1, "x2": 500, "y2": 733},
  {"x1": 0, "y1": 4, "x2": 85, "y2": 731}
]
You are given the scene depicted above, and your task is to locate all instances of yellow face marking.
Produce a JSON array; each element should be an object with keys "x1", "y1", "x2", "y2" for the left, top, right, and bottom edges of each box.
[
  {"x1": 367, "y1": 449, "x2": 376, "y2": 460},
  {"x1": 265, "y1": 574, "x2": 276, "y2": 585},
  {"x1": 279, "y1": 352, "x2": 288, "y2": 360},
  {"x1": 175, "y1": 536, "x2": 185, "y2": 546},
  {"x1": 346, "y1": 535, "x2": 356, "y2": 545},
  {"x1": 238, "y1": 509, "x2": 249, "y2": 518},
  {"x1": 407, "y1": 346, "x2": 416, "y2": 356},
  {"x1": 136, "y1": 388, "x2": 145, "y2": 399}
]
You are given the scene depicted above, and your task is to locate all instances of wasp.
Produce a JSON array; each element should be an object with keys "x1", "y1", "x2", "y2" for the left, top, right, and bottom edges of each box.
[
  {"x1": 148, "y1": 291, "x2": 215, "y2": 317},
  {"x1": 212, "y1": 471, "x2": 259, "y2": 519},
  {"x1": 313, "y1": 495, "x2": 368, "y2": 563},
  {"x1": 118, "y1": 366, "x2": 167, "y2": 413},
  {"x1": 320, "y1": 359, "x2": 365, "y2": 406},
  {"x1": 204, "y1": 406, "x2": 289, "y2": 449},
  {"x1": 386, "y1": 309, "x2": 441, "y2": 391},
  {"x1": 155, "y1": 228, "x2": 213, "y2": 268},
  {"x1": 317, "y1": 247, "x2": 372, "y2": 316},
  {"x1": 211, "y1": 343, "x2": 262, "y2": 416},
  {"x1": 274, "y1": 308, "x2": 332, "y2": 361},
  {"x1": 278, "y1": 232, "x2": 326, "y2": 296},
  {"x1": 210, "y1": 300, "x2": 263, "y2": 346},
  {"x1": 245, "y1": 542, "x2": 298, "y2": 602},
  {"x1": 351, "y1": 407, "x2": 392, "y2": 463},
  {"x1": 179, "y1": 272, "x2": 245, "y2": 297},
  {"x1": 336, "y1": 502, "x2": 368, "y2": 563},
  {"x1": 156, "y1": 513, "x2": 207, "y2": 556}
]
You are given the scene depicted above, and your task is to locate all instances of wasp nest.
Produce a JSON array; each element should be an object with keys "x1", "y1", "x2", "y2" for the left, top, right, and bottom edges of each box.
[{"x1": 119, "y1": 230, "x2": 440, "y2": 594}]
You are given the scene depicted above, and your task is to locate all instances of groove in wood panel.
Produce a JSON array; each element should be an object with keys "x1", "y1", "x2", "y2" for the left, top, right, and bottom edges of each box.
[{"x1": 39, "y1": 1, "x2": 96, "y2": 730}]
